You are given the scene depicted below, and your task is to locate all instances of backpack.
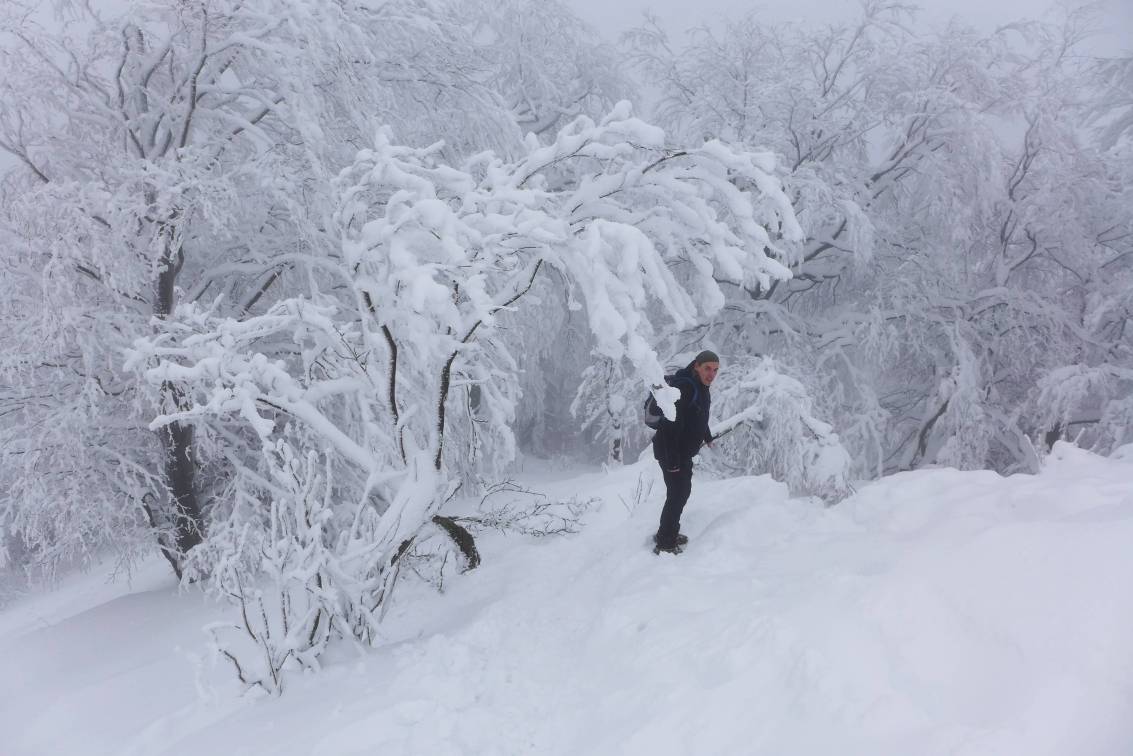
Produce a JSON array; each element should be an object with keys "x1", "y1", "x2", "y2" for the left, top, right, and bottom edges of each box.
[{"x1": 643, "y1": 375, "x2": 698, "y2": 430}]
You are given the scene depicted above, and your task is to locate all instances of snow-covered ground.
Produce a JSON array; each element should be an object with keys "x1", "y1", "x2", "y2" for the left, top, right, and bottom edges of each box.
[{"x1": 4, "y1": 442, "x2": 1133, "y2": 756}]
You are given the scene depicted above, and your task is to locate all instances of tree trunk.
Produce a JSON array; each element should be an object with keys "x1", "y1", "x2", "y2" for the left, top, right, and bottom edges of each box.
[
  {"x1": 1043, "y1": 423, "x2": 1063, "y2": 451},
  {"x1": 910, "y1": 397, "x2": 950, "y2": 469},
  {"x1": 154, "y1": 226, "x2": 204, "y2": 574},
  {"x1": 162, "y1": 421, "x2": 204, "y2": 562},
  {"x1": 608, "y1": 409, "x2": 623, "y2": 464}
]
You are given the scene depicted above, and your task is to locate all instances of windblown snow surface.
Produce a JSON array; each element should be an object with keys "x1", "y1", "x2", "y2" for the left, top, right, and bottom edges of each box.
[{"x1": 3, "y1": 442, "x2": 1132, "y2": 756}]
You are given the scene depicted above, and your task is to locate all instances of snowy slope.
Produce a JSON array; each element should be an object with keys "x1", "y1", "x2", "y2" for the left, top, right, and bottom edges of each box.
[{"x1": 3, "y1": 443, "x2": 1133, "y2": 756}]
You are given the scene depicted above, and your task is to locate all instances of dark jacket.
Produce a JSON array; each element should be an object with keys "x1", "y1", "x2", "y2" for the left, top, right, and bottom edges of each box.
[{"x1": 651, "y1": 363, "x2": 713, "y2": 470}]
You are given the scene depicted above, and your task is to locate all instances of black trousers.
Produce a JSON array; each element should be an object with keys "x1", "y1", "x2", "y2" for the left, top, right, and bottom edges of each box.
[{"x1": 656, "y1": 462, "x2": 693, "y2": 545}]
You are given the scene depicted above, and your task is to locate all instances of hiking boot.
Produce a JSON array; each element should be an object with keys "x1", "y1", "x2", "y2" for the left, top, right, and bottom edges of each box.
[
  {"x1": 652, "y1": 541, "x2": 683, "y2": 555},
  {"x1": 653, "y1": 533, "x2": 689, "y2": 547}
]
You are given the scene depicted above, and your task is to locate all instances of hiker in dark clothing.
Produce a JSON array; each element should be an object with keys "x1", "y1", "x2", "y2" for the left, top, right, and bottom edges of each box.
[{"x1": 651, "y1": 350, "x2": 719, "y2": 554}]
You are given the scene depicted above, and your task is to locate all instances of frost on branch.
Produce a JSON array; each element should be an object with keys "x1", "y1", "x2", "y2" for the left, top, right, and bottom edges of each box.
[
  {"x1": 708, "y1": 357, "x2": 853, "y2": 503},
  {"x1": 1036, "y1": 364, "x2": 1133, "y2": 454},
  {"x1": 194, "y1": 445, "x2": 344, "y2": 695},
  {"x1": 571, "y1": 357, "x2": 642, "y2": 465},
  {"x1": 401, "y1": 481, "x2": 597, "y2": 593}
]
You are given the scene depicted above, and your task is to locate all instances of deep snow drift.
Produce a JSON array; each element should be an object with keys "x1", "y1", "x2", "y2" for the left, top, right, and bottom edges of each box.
[{"x1": 3, "y1": 442, "x2": 1132, "y2": 756}]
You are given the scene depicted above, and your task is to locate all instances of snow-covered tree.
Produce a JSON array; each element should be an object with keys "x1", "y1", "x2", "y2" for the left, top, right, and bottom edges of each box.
[
  {"x1": 708, "y1": 356, "x2": 853, "y2": 502},
  {"x1": 123, "y1": 105, "x2": 801, "y2": 683},
  {"x1": 628, "y1": 3, "x2": 1133, "y2": 475},
  {"x1": 571, "y1": 356, "x2": 639, "y2": 465},
  {"x1": 461, "y1": 0, "x2": 632, "y2": 139},
  {"x1": 0, "y1": 0, "x2": 621, "y2": 576}
]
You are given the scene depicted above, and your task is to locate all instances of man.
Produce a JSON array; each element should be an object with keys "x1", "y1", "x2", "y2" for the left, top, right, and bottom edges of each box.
[{"x1": 651, "y1": 350, "x2": 719, "y2": 554}]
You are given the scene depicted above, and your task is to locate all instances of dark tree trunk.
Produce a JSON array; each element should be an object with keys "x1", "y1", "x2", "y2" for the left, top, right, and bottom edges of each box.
[
  {"x1": 1043, "y1": 423, "x2": 1063, "y2": 451},
  {"x1": 436, "y1": 351, "x2": 457, "y2": 471},
  {"x1": 154, "y1": 227, "x2": 204, "y2": 574},
  {"x1": 431, "y1": 515, "x2": 480, "y2": 571},
  {"x1": 910, "y1": 397, "x2": 950, "y2": 469},
  {"x1": 162, "y1": 420, "x2": 204, "y2": 560}
]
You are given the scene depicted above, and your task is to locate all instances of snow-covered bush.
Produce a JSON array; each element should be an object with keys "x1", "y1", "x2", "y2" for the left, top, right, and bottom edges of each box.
[
  {"x1": 708, "y1": 357, "x2": 853, "y2": 502},
  {"x1": 1036, "y1": 364, "x2": 1133, "y2": 454},
  {"x1": 196, "y1": 445, "x2": 344, "y2": 694}
]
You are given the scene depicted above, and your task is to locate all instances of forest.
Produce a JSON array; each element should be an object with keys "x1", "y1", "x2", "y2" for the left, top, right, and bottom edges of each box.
[{"x1": 1, "y1": 0, "x2": 1130, "y2": 693}]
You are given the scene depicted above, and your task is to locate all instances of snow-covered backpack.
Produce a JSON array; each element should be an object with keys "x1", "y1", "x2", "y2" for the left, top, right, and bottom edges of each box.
[{"x1": 643, "y1": 375, "x2": 698, "y2": 430}]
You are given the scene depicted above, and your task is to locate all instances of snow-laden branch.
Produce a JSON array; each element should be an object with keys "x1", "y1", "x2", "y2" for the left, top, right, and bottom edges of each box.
[{"x1": 707, "y1": 357, "x2": 853, "y2": 502}]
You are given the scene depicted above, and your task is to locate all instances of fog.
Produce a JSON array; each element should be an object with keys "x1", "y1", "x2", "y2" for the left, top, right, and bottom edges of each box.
[{"x1": 567, "y1": 0, "x2": 1133, "y2": 56}]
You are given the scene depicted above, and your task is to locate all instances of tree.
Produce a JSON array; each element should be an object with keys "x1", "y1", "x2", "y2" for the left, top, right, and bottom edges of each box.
[
  {"x1": 0, "y1": 0, "x2": 604, "y2": 576},
  {"x1": 571, "y1": 356, "x2": 641, "y2": 465},
  {"x1": 125, "y1": 105, "x2": 801, "y2": 688},
  {"x1": 626, "y1": 2, "x2": 1133, "y2": 476},
  {"x1": 708, "y1": 356, "x2": 853, "y2": 502},
  {"x1": 461, "y1": 0, "x2": 633, "y2": 140}
]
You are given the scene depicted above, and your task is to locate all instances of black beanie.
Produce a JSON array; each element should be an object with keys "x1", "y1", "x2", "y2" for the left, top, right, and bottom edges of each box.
[{"x1": 694, "y1": 350, "x2": 720, "y2": 365}]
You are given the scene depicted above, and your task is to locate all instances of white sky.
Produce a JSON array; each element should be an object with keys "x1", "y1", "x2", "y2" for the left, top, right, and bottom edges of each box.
[{"x1": 565, "y1": 0, "x2": 1133, "y2": 57}]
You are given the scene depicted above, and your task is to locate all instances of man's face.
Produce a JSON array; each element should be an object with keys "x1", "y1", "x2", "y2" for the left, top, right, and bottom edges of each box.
[{"x1": 694, "y1": 361, "x2": 720, "y2": 386}]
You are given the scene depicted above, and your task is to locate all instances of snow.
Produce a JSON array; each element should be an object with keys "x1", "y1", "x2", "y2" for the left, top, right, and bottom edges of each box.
[{"x1": 3, "y1": 443, "x2": 1133, "y2": 755}]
